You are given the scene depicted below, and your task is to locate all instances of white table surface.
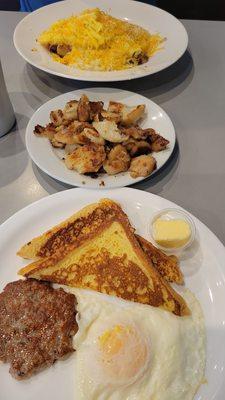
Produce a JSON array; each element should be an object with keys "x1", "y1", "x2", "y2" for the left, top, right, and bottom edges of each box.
[{"x1": 0, "y1": 11, "x2": 225, "y2": 245}]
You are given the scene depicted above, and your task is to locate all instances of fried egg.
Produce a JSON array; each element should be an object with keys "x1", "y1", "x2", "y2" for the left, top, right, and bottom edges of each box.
[{"x1": 70, "y1": 288, "x2": 206, "y2": 400}]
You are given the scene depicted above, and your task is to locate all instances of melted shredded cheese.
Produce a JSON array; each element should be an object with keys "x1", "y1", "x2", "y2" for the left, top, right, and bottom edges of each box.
[{"x1": 38, "y1": 8, "x2": 164, "y2": 71}]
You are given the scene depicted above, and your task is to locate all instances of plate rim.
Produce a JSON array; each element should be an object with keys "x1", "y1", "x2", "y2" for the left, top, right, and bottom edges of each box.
[
  {"x1": 13, "y1": 0, "x2": 188, "y2": 82},
  {"x1": 25, "y1": 87, "x2": 176, "y2": 189}
]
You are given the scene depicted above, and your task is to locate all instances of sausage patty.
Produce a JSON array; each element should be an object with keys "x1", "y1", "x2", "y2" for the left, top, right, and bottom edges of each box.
[{"x1": 0, "y1": 279, "x2": 78, "y2": 379}]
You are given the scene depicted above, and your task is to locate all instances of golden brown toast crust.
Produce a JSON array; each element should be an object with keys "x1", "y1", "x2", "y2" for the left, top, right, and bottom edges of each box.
[
  {"x1": 18, "y1": 200, "x2": 189, "y2": 317},
  {"x1": 20, "y1": 255, "x2": 189, "y2": 316},
  {"x1": 136, "y1": 235, "x2": 184, "y2": 285},
  {"x1": 17, "y1": 200, "x2": 131, "y2": 260}
]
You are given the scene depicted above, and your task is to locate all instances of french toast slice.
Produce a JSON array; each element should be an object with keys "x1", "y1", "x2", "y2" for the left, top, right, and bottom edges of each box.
[
  {"x1": 136, "y1": 235, "x2": 184, "y2": 285},
  {"x1": 17, "y1": 199, "x2": 127, "y2": 260},
  {"x1": 18, "y1": 200, "x2": 189, "y2": 317}
]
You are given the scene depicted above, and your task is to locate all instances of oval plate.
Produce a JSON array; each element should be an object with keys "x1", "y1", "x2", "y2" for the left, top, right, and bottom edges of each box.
[{"x1": 14, "y1": 0, "x2": 188, "y2": 82}]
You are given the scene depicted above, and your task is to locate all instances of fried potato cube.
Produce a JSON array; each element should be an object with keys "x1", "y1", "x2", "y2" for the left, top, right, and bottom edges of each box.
[
  {"x1": 50, "y1": 138, "x2": 65, "y2": 148},
  {"x1": 34, "y1": 123, "x2": 56, "y2": 139},
  {"x1": 124, "y1": 139, "x2": 151, "y2": 156},
  {"x1": 89, "y1": 101, "x2": 104, "y2": 121},
  {"x1": 54, "y1": 121, "x2": 91, "y2": 145},
  {"x1": 120, "y1": 126, "x2": 149, "y2": 140},
  {"x1": 93, "y1": 121, "x2": 128, "y2": 143},
  {"x1": 77, "y1": 94, "x2": 91, "y2": 122},
  {"x1": 103, "y1": 144, "x2": 130, "y2": 175},
  {"x1": 129, "y1": 154, "x2": 156, "y2": 178},
  {"x1": 101, "y1": 110, "x2": 122, "y2": 123},
  {"x1": 63, "y1": 100, "x2": 78, "y2": 122},
  {"x1": 82, "y1": 128, "x2": 105, "y2": 145},
  {"x1": 65, "y1": 144, "x2": 106, "y2": 173},
  {"x1": 50, "y1": 110, "x2": 65, "y2": 127},
  {"x1": 151, "y1": 136, "x2": 169, "y2": 152},
  {"x1": 107, "y1": 101, "x2": 145, "y2": 126}
]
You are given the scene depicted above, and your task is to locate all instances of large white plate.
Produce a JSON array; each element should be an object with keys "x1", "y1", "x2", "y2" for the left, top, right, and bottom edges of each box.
[
  {"x1": 13, "y1": 0, "x2": 188, "y2": 82},
  {"x1": 26, "y1": 87, "x2": 176, "y2": 188},
  {"x1": 0, "y1": 188, "x2": 225, "y2": 399}
]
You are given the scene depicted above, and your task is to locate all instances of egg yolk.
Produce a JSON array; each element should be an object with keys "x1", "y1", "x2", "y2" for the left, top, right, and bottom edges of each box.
[{"x1": 97, "y1": 324, "x2": 149, "y2": 383}]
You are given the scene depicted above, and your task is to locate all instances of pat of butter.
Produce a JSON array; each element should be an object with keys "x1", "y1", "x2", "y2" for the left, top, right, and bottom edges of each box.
[{"x1": 153, "y1": 219, "x2": 191, "y2": 248}]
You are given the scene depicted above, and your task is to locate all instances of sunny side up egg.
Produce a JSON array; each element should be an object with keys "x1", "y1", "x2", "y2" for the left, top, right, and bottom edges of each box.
[{"x1": 69, "y1": 288, "x2": 206, "y2": 400}]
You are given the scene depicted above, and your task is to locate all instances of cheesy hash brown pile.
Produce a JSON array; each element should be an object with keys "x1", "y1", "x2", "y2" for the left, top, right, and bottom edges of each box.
[{"x1": 38, "y1": 8, "x2": 164, "y2": 71}]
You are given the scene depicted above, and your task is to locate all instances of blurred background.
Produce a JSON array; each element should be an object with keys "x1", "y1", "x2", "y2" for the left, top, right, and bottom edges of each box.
[{"x1": 0, "y1": 0, "x2": 224, "y2": 20}]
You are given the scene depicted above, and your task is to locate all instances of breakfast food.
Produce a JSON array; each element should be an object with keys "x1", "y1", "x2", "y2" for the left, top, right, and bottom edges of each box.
[
  {"x1": 0, "y1": 279, "x2": 78, "y2": 379},
  {"x1": 72, "y1": 288, "x2": 206, "y2": 400},
  {"x1": 136, "y1": 234, "x2": 184, "y2": 284},
  {"x1": 18, "y1": 199, "x2": 189, "y2": 316},
  {"x1": 38, "y1": 8, "x2": 164, "y2": 71},
  {"x1": 153, "y1": 218, "x2": 192, "y2": 248},
  {"x1": 1, "y1": 198, "x2": 206, "y2": 399},
  {"x1": 33, "y1": 94, "x2": 169, "y2": 179}
]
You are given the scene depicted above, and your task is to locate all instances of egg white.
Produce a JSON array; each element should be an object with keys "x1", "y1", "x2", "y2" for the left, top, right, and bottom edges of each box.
[{"x1": 64, "y1": 288, "x2": 206, "y2": 400}]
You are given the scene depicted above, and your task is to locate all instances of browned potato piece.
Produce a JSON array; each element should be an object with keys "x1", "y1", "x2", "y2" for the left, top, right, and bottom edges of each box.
[
  {"x1": 77, "y1": 94, "x2": 90, "y2": 122},
  {"x1": 120, "y1": 126, "x2": 149, "y2": 140},
  {"x1": 144, "y1": 128, "x2": 169, "y2": 151},
  {"x1": 103, "y1": 144, "x2": 130, "y2": 175},
  {"x1": 89, "y1": 101, "x2": 104, "y2": 121},
  {"x1": 65, "y1": 144, "x2": 106, "y2": 173},
  {"x1": 82, "y1": 128, "x2": 105, "y2": 145},
  {"x1": 122, "y1": 104, "x2": 145, "y2": 126},
  {"x1": 63, "y1": 100, "x2": 78, "y2": 121},
  {"x1": 151, "y1": 136, "x2": 169, "y2": 152},
  {"x1": 54, "y1": 121, "x2": 91, "y2": 145},
  {"x1": 129, "y1": 155, "x2": 156, "y2": 178},
  {"x1": 93, "y1": 121, "x2": 128, "y2": 143},
  {"x1": 50, "y1": 110, "x2": 64, "y2": 127},
  {"x1": 107, "y1": 101, "x2": 145, "y2": 126},
  {"x1": 50, "y1": 138, "x2": 65, "y2": 148},
  {"x1": 34, "y1": 123, "x2": 56, "y2": 139},
  {"x1": 124, "y1": 139, "x2": 151, "y2": 156},
  {"x1": 101, "y1": 110, "x2": 121, "y2": 123}
]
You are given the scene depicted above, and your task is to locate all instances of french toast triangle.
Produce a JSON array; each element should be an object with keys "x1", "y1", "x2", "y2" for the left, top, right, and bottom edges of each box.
[
  {"x1": 18, "y1": 199, "x2": 189, "y2": 317},
  {"x1": 136, "y1": 235, "x2": 184, "y2": 285}
]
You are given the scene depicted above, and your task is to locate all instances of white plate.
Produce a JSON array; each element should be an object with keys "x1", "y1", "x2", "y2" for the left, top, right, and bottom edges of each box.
[
  {"x1": 13, "y1": 0, "x2": 188, "y2": 82},
  {"x1": 1, "y1": 188, "x2": 225, "y2": 399},
  {"x1": 26, "y1": 87, "x2": 176, "y2": 188}
]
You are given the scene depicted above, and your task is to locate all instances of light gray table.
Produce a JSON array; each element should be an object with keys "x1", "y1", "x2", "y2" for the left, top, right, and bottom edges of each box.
[{"x1": 0, "y1": 11, "x2": 225, "y2": 245}]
